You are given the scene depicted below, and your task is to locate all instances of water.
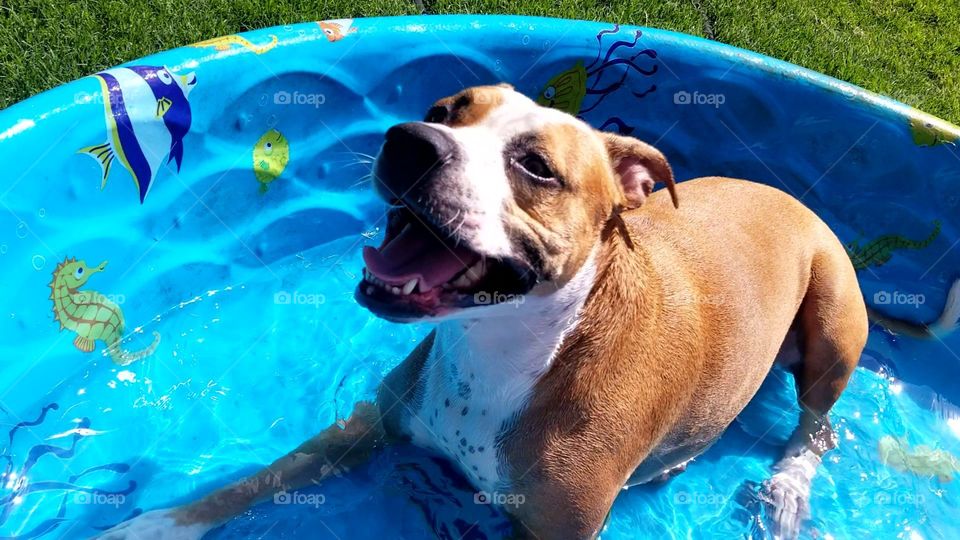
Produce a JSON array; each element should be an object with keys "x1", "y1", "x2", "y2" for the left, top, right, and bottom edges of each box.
[
  {"x1": 2, "y1": 234, "x2": 958, "y2": 539},
  {"x1": 1, "y1": 15, "x2": 959, "y2": 540}
]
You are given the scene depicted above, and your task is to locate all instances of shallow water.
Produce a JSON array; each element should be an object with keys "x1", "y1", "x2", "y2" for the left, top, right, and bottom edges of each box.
[{"x1": 3, "y1": 232, "x2": 959, "y2": 539}]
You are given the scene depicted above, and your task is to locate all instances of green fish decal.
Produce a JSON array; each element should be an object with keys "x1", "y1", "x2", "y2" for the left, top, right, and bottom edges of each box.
[
  {"x1": 536, "y1": 61, "x2": 588, "y2": 115},
  {"x1": 879, "y1": 435, "x2": 959, "y2": 482},
  {"x1": 846, "y1": 220, "x2": 941, "y2": 271},
  {"x1": 253, "y1": 129, "x2": 290, "y2": 193},
  {"x1": 908, "y1": 110, "x2": 960, "y2": 147}
]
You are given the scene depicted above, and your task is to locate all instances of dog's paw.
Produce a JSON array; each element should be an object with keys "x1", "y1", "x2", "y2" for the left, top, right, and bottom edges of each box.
[
  {"x1": 759, "y1": 450, "x2": 821, "y2": 540},
  {"x1": 94, "y1": 508, "x2": 211, "y2": 540}
]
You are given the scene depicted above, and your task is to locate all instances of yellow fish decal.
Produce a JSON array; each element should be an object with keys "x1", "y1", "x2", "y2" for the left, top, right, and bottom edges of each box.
[{"x1": 253, "y1": 129, "x2": 290, "y2": 193}]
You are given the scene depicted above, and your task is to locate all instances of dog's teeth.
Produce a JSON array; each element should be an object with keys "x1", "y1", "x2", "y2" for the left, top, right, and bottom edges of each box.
[
  {"x1": 452, "y1": 274, "x2": 471, "y2": 288},
  {"x1": 365, "y1": 286, "x2": 374, "y2": 295},
  {"x1": 391, "y1": 286, "x2": 401, "y2": 295},
  {"x1": 402, "y1": 278, "x2": 417, "y2": 295}
]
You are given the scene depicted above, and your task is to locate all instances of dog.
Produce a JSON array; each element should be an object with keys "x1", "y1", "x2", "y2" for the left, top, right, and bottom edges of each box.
[{"x1": 99, "y1": 84, "x2": 960, "y2": 540}]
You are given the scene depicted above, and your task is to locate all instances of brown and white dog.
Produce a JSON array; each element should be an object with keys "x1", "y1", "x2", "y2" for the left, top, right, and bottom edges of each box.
[{"x1": 100, "y1": 84, "x2": 960, "y2": 540}]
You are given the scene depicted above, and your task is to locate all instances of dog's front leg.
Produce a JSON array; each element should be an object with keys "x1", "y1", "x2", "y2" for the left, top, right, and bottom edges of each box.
[{"x1": 96, "y1": 401, "x2": 387, "y2": 540}]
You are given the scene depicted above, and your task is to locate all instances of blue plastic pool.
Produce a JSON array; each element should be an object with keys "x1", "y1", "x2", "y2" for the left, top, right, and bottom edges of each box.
[{"x1": 2, "y1": 15, "x2": 960, "y2": 539}]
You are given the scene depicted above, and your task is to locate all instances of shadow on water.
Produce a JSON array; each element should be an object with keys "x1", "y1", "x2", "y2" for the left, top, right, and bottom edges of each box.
[{"x1": 208, "y1": 443, "x2": 513, "y2": 540}]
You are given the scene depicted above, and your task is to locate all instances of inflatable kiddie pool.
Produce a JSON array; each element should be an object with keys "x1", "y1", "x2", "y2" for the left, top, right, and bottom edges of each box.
[{"x1": 2, "y1": 15, "x2": 959, "y2": 539}]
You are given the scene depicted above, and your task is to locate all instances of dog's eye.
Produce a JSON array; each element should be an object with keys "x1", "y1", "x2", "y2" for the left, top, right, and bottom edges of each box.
[
  {"x1": 424, "y1": 105, "x2": 449, "y2": 124},
  {"x1": 514, "y1": 153, "x2": 556, "y2": 182}
]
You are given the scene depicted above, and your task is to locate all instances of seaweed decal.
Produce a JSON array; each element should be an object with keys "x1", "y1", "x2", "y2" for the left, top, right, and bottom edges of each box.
[
  {"x1": 0, "y1": 403, "x2": 137, "y2": 538},
  {"x1": 537, "y1": 25, "x2": 658, "y2": 134}
]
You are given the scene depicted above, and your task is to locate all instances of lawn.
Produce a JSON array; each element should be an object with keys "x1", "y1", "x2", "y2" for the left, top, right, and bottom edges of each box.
[{"x1": 1, "y1": 0, "x2": 958, "y2": 121}]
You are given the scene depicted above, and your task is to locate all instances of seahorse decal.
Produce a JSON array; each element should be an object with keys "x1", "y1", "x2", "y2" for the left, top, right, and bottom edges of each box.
[
  {"x1": 49, "y1": 257, "x2": 159, "y2": 365},
  {"x1": 846, "y1": 220, "x2": 942, "y2": 271}
]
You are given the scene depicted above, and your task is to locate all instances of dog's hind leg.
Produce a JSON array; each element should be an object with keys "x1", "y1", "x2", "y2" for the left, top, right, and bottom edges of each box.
[{"x1": 762, "y1": 247, "x2": 868, "y2": 539}]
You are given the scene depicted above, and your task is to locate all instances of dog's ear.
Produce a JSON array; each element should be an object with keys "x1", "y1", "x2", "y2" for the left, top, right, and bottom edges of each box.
[{"x1": 601, "y1": 132, "x2": 678, "y2": 210}]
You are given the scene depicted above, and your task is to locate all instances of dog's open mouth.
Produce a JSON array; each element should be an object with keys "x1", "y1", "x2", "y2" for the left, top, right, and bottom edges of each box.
[{"x1": 356, "y1": 205, "x2": 535, "y2": 321}]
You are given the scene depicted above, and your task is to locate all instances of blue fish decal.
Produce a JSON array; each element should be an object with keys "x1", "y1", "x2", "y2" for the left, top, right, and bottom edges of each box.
[{"x1": 79, "y1": 65, "x2": 197, "y2": 204}]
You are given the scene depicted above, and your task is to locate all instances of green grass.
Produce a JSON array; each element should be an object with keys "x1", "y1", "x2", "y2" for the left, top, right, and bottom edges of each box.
[{"x1": 1, "y1": 0, "x2": 958, "y2": 121}]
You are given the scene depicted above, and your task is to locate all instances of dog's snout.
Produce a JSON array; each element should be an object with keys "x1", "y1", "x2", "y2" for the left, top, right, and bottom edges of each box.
[{"x1": 376, "y1": 122, "x2": 456, "y2": 196}]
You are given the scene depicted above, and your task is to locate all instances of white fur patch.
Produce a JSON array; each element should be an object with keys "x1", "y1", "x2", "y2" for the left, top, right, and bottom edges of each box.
[
  {"x1": 435, "y1": 88, "x2": 591, "y2": 258},
  {"x1": 406, "y1": 250, "x2": 598, "y2": 493},
  {"x1": 761, "y1": 449, "x2": 821, "y2": 540},
  {"x1": 932, "y1": 277, "x2": 960, "y2": 337}
]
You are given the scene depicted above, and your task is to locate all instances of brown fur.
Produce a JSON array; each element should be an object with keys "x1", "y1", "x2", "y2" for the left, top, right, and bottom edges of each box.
[
  {"x1": 503, "y1": 123, "x2": 620, "y2": 285},
  {"x1": 431, "y1": 85, "x2": 505, "y2": 127},
  {"x1": 499, "y1": 178, "x2": 867, "y2": 538}
]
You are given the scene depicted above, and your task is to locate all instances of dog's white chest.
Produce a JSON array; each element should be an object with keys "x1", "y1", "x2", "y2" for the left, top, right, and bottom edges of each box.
[
  {"x1": 405, "y1": 253, "x2": 597, "y2": 494},
  {"x1": 407, "y1": 335, "x2": 538, "y2": 493}
]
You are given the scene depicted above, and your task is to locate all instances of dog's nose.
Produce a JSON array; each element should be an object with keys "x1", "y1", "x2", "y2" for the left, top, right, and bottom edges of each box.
[{"x1": 375, "y1": 122, "x2": 456, "y2": 196}]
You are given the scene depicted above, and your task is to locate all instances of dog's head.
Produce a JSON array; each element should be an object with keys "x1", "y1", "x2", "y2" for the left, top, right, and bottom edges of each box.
[{"x1": 358, "y1": 84, "x2": 677, "y2": 322}]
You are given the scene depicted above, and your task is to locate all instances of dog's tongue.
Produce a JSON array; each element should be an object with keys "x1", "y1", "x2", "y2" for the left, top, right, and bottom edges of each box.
[{"x1": 363, "y1": 223, "x2": 476, "y2": 289}]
